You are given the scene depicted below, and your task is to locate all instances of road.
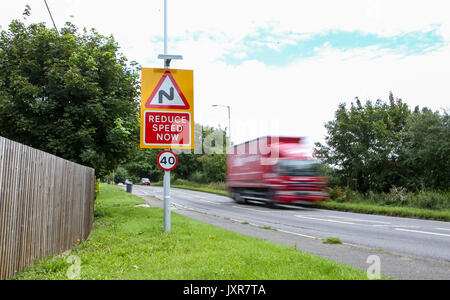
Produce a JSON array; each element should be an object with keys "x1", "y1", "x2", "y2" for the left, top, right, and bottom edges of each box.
[{"x1": 132, "y1": 185, "x2": 450, "y2": 262}]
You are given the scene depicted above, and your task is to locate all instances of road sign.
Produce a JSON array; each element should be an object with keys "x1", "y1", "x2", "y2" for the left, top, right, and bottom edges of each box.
[
  {"x1": 157, "y1": 150, "x2": 178, "y2": 171},
  {"x1": 140, "y1": 68, "x2": 194, "y2": 149},
  {"x1": 143, "y1": 111, "x2": 191, "y2": 146}
]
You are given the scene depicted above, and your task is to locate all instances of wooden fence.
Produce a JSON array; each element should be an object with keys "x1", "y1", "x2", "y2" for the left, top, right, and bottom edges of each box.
[{"x1": 0, "y1": 136, "x2": 96, "y2": 280}]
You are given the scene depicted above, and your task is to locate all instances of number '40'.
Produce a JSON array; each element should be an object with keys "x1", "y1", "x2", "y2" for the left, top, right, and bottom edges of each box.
[{"x1": 160, "y1": 156, "x2": 175, "y2": 165}]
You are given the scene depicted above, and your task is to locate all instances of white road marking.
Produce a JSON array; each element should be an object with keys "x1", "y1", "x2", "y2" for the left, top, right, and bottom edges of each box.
[
  {"x1": 436, "y1": 227, "x2": 450, "y2": 232},
  {"x1": 294, "y1": 215, "x2": 356, "y2": 225},
  {"x1": 373, "y1": 225, "x2": 420, "y2": 228},
  {"x1": 172, "y1": 202, "x2": 206, "y2": 213},
  {"x1": 395, "y1": 228, "x2": 450, "y2": 237},
  {"x1": 195, "y1": 199, "x2": 220, "y2": 205},
  {"x1": 324, "y1": 215, "x2": 391, "y2": 224},
  {"x1": 199, "y1": 197, "x2": 230, "y2": 203},
  {"x1": 229, "y1": 218, "x2": 244, "y2": 223},
  {"x1": 232, "y1": 206, "x2": 270, "y2": 213},
  {"x1": 277, "y1": 229, "x2": 318, "y2": 239},
  {"x1": 170, "y1": 191, "x2": 228, "y2": 204}
]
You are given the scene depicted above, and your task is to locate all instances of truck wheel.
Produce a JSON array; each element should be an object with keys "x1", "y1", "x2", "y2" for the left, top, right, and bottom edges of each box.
[
  {"x1": 265, "y1": 189, "x2": 277, "y2": 208},
  {"x1": 232, "y1": 190, "x2": 246, "y2": 204}
]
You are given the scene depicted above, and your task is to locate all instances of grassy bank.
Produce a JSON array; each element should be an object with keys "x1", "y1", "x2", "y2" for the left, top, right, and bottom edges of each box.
[
  {"x1": 314, "y1": 201, "x2": 450, "y2": 221},
  {"x1": 153, "y1": 180, "x2": 450, "y2": 222},
  {"x1": 14, "y1": 184, "x2": 369, "y2": 280},
  {"x1": 317, "y1": 187, "x2": 450, "y2": 221}
]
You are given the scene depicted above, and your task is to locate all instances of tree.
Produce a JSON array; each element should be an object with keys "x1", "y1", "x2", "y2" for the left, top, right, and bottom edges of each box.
[
  {"x1": 398, "y1": 108, "x2": 449, "y2": 190},
  {"x1": 121, "y1": 148, "x2": 163, "y2": 183},
  {"x1": 314, "y1": 94, "x2": 411, "y2": 192},
  {"x1": 0, "y1": 15, "x2": 140, "y2": 177},
  {"x1": 197, "y1": 153, "x2": 227, "y2": 183}
]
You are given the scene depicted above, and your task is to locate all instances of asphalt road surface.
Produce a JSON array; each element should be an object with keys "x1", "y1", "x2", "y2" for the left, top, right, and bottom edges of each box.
[{"x1": 130, "y1": 184, "x2": 450, "y2": 279}]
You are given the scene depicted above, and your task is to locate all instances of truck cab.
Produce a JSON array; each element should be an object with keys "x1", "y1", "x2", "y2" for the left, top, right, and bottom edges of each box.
[{"x1": 268, "y1": 158, "x2": 328, "y2": 204}]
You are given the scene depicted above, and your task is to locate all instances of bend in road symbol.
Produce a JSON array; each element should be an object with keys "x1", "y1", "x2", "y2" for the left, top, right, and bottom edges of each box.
[
  {"x1": 145, "y1": 71, "x2": 190, "y2": 109},
  {"x1": 157, "y1": 150, "x2": 178, "y2": 171}
]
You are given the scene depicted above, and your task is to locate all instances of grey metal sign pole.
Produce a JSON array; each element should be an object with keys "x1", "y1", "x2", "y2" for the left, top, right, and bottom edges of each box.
[
  {"x1": 163, "y1": 0, "x2": 170, "y2": 233},
  {"x1": 163, "y1": 169, "x2": 171, "y2": 232},
  {"x1": 159, "y1": 0, "x2": 182, "y2": 233}
]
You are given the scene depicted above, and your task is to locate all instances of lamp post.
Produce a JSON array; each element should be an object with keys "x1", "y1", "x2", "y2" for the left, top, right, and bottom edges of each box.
[{"x1": 212, "y1": 104, "x2": 231, "y2": 144}]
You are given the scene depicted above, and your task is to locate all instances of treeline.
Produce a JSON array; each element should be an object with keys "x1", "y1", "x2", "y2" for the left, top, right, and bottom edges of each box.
[
  {"x1": 106, "y1": 124, "x2": 227, "y2": 184},
  {"x1": 112, "y1": 92, "x2": 449, "y2": 199},
  {"x1": 0, "y1": 14, "x2": 140, "y2": 178},
  {"x1": 314, "y1": 92, "x2": 449, "y2": 193}
]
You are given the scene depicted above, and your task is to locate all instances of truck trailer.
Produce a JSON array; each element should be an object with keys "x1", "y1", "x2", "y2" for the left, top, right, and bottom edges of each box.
[{"x1": 226, "y1": 136, "x2": 328, "y2": 206}]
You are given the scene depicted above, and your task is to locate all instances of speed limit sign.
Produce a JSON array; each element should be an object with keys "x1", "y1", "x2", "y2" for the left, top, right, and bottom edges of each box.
[{"x1": 157, "y1": 150, "x2": 178, "y2": 171}]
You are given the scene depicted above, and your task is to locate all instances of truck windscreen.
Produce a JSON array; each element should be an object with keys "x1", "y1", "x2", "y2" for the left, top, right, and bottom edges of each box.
[{"x1": 277, "y1": 160, "x2": 324, "y2": 177}]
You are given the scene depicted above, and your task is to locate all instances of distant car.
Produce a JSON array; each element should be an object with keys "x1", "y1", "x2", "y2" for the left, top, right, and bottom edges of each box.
[{"x1": 140, "y1": 178, "x2": 151, "y2": 185}]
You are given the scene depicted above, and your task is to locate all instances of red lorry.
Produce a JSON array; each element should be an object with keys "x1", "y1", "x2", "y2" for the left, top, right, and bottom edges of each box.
[{"x1": 227, "y1": 136, "x2": 328, "y2": 206}]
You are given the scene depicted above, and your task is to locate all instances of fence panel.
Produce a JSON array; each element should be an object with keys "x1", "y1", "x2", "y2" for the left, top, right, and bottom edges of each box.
[{"x1": 0, "y1": 137, "x2": 95, "y2": 280}]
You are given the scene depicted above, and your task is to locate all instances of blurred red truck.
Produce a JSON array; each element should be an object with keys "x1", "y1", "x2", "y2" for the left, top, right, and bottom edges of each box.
[{"x1": 226, "y1": 136, "x2": 328, "y2": 206}]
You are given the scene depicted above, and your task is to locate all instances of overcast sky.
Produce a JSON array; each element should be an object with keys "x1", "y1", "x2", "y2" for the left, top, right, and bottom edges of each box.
[{"x1": 2, "y1": 0, "x2": 450, "y2": 150}]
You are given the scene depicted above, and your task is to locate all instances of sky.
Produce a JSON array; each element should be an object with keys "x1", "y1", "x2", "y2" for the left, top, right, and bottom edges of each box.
[{"x1": 1, "y1": 0, "x2": 450, "y2": 151}]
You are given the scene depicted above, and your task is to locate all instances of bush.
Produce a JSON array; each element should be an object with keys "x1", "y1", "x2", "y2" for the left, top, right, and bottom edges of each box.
[
  {"x1": 386, "y1": 186, "x2": 408, "y2": 205},
  {"x1": 329, "y1": 186, "x2": 344, "y2": 201},
  {"x1": 188, "y1": 171, "x2": 208, "y2": 184},
  {"x1": 328, "y1": 185, "x2": 449, "y2": 211},
  {"x1": 404, "y1": 190, "x2": 450, "y2": 210},
  {"x1": 342, "y1": 187, "x2": 358, "y2": 202},
  {"x1": 112, "y1": 167, "x2": 129, "y2": 184},
  {"x1": 197, "y1": 154, "x2": 226, "y2": 183}
]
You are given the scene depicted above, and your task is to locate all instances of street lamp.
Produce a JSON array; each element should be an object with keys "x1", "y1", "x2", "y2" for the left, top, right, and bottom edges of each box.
[{"x1": 212, "y1": 104, "x2": 231, "y2": 144}]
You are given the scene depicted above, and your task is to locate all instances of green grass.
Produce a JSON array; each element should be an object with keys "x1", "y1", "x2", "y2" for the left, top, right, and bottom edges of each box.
[
  {"x1": 13, "y1": 184, "x2": 369, "y2": 280},
  {"x1": 322, "y1": 237, "x2": 343, "y2": 245},
  {"x1": 313, "y1": 201, "x2": 450, "y2": 222},
  {"x1": 258, "y1": 225, "x2": 277, "y2": 231},
  {"x1": 156, "y1": 180, "x2": 450, "y2": 221}
]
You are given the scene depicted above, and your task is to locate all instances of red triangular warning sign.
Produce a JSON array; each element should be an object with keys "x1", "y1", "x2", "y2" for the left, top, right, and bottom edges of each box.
[{"x1": 145, "y1": 71, "x2": 190, "y2": 109}]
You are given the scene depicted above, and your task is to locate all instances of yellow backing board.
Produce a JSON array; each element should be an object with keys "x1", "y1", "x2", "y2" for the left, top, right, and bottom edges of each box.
[{"x1": 140, "y1": 68, "x2": 194, "y2": 149}]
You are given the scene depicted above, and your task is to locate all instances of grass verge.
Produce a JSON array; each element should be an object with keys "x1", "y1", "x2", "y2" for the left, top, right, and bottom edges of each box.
[
  {"x1": 323, "y1": 237, "x2": 343, "y2": 245},
  {"x1": 14, "y1": 184, "x2": 369, "y2": 280},
  {"x1": 313, "y1": 201, "x2": 450, "y2": 222},
  {"x1": 153, "y1": 180, "x2": 450, "y2": 222}
]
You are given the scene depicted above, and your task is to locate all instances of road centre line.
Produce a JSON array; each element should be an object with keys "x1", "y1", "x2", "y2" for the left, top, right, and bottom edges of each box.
[
  {"x1": 196, "y1": 195, "x2": 229, "y2": 202},
  {"x1": 395, "y1": 228, "x2": 450, "y2": 238},
  {"x1": 294, "y1": 215, "x2": 356, "y2": 225},
  {"x1": 436, "y1": 227, "x2": 450, "y2": 232},
  {"x1": 323, "y1": 215, "x2": 391, "y2": 224},
  {"x1": 295, "y1": 215, "x2": 427, "y2": 231},
  {"x1": 373, "y1": 225, "x2": 420, "y2": 228},
  {"x1": 172, "y1": 191, "x2": 227, "y2": 202},
  {"x1": 232, "y1": 206, "x2": 270, "y2": 213},
  {"x1": 194, "y1": 198, "x2": 220, "y2": 205}
]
